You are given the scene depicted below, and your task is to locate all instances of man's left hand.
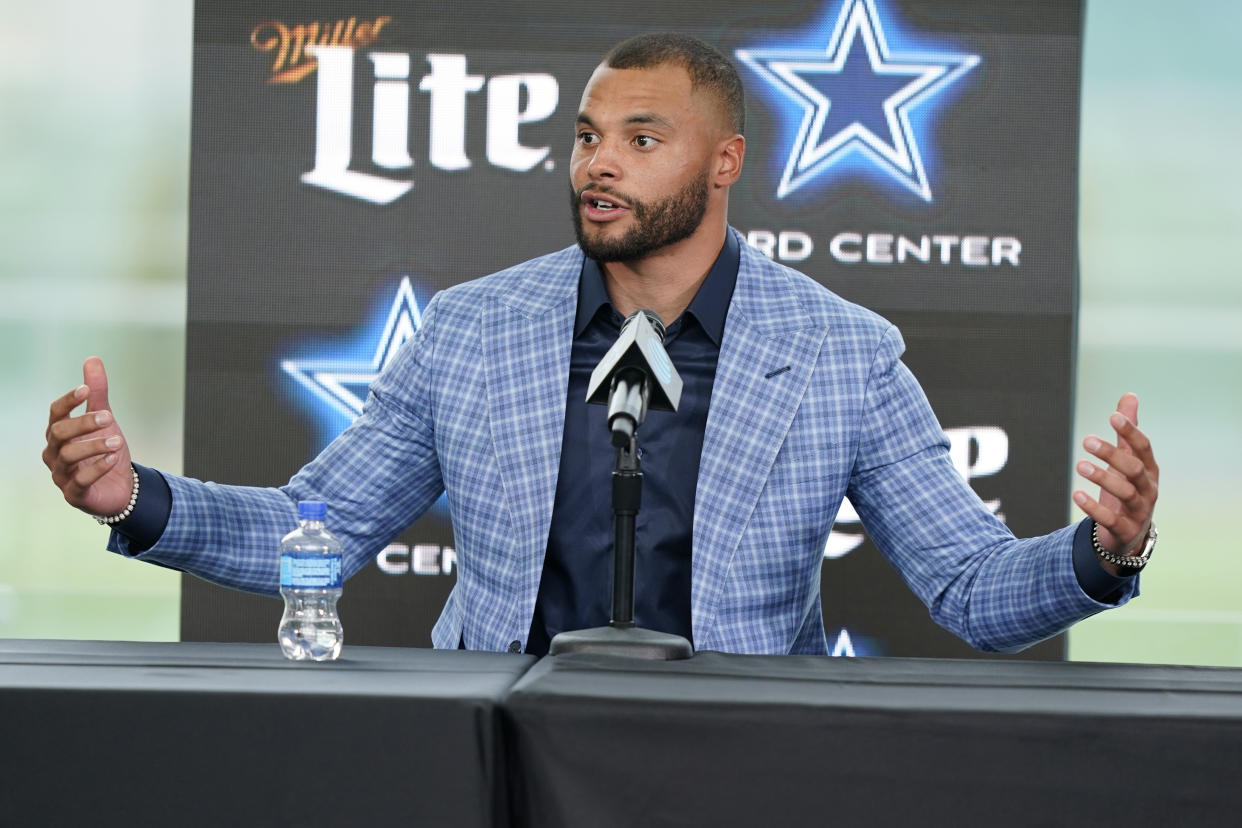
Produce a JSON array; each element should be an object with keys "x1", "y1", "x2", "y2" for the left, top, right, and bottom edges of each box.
[{"x1": 1073, "y1": 392, "x2": 1159, "y2": 575}]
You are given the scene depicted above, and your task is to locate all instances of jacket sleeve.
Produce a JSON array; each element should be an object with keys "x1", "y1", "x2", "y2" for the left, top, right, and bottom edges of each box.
[
  {"x1": 109, "y1": 292, "x2": 449, "y2": 596},
  {"x1": 845, "y1": 324, "x2": 1137, "y2": 652}
]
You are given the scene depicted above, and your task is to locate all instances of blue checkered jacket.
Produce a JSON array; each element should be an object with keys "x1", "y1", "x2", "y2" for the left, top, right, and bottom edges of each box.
[{"x1": 115, "y1": 228, "x2": 1133, "y2": 653}]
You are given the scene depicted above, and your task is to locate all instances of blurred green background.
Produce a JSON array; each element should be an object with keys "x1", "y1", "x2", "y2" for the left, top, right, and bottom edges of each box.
[{"x1": 1, "y1": 1, "x2": 1238, "y2": 664}]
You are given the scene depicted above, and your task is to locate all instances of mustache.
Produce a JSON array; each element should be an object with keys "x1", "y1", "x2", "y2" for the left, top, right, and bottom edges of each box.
[{"x1": 573, "y1": 183, "x2": 634, "y2": 203}]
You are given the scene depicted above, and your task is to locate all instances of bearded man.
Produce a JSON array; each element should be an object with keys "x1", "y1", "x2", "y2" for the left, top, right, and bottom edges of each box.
[{"x1": 44, "y1": 33, "x2": 1158, "y2": 656}]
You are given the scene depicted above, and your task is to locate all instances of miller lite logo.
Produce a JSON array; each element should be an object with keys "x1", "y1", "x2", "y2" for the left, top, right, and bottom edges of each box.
[{"x1": 249, "y1": 16, "x2": 561, "y2": 205}]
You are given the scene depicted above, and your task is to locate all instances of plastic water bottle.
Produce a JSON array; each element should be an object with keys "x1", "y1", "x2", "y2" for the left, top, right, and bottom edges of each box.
[{"x1": 278, "y1": 501, "x2": 344, "y2": 661}]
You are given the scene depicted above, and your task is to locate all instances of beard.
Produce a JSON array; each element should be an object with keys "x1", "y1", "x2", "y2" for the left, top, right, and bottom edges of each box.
[{"x1": 571, "y1": 169, "x2": 710, "y2": 263}]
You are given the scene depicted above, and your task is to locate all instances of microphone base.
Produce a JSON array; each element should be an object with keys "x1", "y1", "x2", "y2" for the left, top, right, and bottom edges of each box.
[{"x1": 548, "y1": 625, "x2": 693, "y2": 660}]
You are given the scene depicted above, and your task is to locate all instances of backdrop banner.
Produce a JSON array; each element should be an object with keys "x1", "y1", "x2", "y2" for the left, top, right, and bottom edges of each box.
[{"x1": 183, "y1": 0, "x2": 1082, "y2": 658}]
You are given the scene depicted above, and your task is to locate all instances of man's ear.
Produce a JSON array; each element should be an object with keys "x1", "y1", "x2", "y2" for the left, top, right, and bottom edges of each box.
[{"x1": 714, "y1": 134, "x2": 746, "y2": 188}]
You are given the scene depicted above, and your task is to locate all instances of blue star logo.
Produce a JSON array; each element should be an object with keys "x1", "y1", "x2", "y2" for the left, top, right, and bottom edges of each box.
[
  {"x1": 281, "y1": 276, "x2": 422, "y2": 442},
  {"x1": 736, "y1": 0, "x2": 979, "y2": 201}
]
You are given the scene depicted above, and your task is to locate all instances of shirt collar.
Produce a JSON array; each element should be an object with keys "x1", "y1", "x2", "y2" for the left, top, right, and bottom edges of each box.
[{"x1": 574, "y1": 230, "x2": 740, "y2": 346}]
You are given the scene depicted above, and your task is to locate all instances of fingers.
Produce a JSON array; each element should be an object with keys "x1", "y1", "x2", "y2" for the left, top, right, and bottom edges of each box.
[
  {"x1": 57, "y1": 453, "x2": 122, "y2": 499},
  {"x1": 45, "y1": 359, "x2": 132, "y2": 516},
  {"x1": 1115, "y1": 392, "x2": 1139, "y2": 428},
  {"x1": 1084, "y1": 433, "x2": 1151, "y2": 486},
  {"x1": 1072, "y1": 489, "x2": 1145, "y2": 547},
  {"x1": 83, "y1": 356, "x2": 111, "y2": 414},
  {"x1": 53, "y1": 433, "x2": 125, "y2": 467},
  {"x1": 46, "y1": 409, "x2": 115, "y2": 451},
  {"x1": 1076, "y1": 455, "x2": 1143, "y2": 510},
  {"x1": 1108, "y1": 411, "x2": 1159, "y2": 482},
  {"x1": 43, "y1": 409, "x2": 118, "y2": 480},
  {"x1": 1073, "y1": 456, "x2": 1147, "y2": 513},
  {"x1": 1076, "y1": 404, "x2": 1159, "y2": 556},
  {"x1": 48, "y1": 384, "x2": 89, "y2": 428}
]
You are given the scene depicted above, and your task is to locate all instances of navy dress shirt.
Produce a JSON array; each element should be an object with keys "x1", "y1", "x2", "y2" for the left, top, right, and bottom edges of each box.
[{"x1": 525, "y1": 232, "x2": 740, "y2": 656}]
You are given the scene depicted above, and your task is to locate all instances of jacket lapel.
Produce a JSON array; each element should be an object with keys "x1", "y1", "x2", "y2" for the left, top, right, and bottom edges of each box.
[
  {"x1": 481, "y1": 248, "x2": 580, "y2": 630},
  {"x1": 691, "y1": 235, "x2": 829, "y2": 646}
]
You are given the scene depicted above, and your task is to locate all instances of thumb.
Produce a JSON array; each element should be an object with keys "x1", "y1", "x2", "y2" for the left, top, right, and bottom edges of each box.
[
  {"x1": 83, "y1": 356, "x2": 111, "y2": 413},
  {"x1": 1115, "y1": 392, "x2": 1139, "y2": 426}
]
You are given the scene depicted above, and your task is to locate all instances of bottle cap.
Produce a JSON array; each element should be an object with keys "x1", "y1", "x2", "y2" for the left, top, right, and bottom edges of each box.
[{"x1": 297, "y1": 500, "x2": 327, "y2": 520}]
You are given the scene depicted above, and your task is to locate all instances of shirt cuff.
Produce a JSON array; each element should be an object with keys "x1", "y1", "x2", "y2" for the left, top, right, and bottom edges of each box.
[
  {"x1": 111, "y1": 463, "x2": 172, "y2": 554},
  {"x1": 1071, "y1": 517, "x2": 1135, "y2": 604}
]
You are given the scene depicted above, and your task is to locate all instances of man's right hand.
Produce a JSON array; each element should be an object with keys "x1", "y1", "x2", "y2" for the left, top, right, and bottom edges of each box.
[{"x1": 43, "y1": 357, "x2": 135, "y2": 519}]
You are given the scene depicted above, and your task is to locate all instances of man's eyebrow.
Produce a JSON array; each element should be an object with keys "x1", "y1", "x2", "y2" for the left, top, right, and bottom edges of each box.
[
  {"x1": 574, "y1": 112, "x2": 675, "y2": 130},
  {"x1": 625, "y1": 112, "x2": 674, "y2": 129}
]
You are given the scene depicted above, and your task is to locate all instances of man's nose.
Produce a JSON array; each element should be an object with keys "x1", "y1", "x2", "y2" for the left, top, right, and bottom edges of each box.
[{"x1": 585, "y1": 140, "x2": 621, "y2": 180}]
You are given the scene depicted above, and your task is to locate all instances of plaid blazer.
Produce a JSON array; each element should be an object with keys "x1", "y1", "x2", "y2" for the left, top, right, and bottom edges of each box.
[{"x1": 118, "y1": 228, "x2": 1133, "y2": 653}]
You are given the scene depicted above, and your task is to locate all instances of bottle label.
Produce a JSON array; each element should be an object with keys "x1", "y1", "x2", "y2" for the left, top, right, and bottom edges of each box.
[{"x1": 280, "y1": 553, "x2": 343, "y2": 589}]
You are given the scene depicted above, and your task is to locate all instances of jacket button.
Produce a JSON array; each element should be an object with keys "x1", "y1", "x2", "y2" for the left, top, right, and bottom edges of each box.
[{"x1": 507, "y1": 640, "x2": 522, "y2": 654}]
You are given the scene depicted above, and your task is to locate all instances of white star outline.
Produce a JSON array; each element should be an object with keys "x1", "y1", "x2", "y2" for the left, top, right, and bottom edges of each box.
[
  {"x1": 281, "y1": 276, "x2": 422, "y2": 423},
  {"x1": 736, "y1": 0, "x2": 979, "y2": 201}
]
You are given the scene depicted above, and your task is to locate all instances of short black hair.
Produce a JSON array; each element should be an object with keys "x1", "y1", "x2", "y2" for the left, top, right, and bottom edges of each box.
[{"x1": 603, "y1": 32, "x2": 745, "y2": 135}]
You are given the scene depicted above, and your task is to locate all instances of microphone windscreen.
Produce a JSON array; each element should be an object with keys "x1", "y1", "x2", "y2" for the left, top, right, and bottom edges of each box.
[{"x1": 623, "y1": 309, "x2": 665, "y2": 341}]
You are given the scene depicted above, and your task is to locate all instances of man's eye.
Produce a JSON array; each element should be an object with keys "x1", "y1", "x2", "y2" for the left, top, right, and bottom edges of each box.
[
  {"x1": 634, "y1": 136, "x2": 656, "y2": 148},
  {"x1": 578, "y1": 132, "x2": 598, "y2": 145}
]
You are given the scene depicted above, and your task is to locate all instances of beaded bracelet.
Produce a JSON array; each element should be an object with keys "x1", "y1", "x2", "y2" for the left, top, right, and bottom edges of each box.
[
  {"x1": 94, "y1": 465, "x2": 140, "y2": 526},
  {"x1": 1091, "y1": 520, "x2": 1156, "y2": 570}
]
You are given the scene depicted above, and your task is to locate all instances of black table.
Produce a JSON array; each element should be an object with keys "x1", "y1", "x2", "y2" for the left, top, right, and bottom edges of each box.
[
  {"x1": 503, "y1": 652, "x2": 1242, "y2": 827},
  {"x1": 0, "y1": 639, "x2": 534, "y2": 827},
  {"x1": 7, "y1": 641, "x2": 1242, "y2": 827}
]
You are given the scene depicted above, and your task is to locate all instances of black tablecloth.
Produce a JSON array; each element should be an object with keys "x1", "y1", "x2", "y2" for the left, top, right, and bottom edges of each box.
[
  {"x1": 7, "y1": 641, "x2": 1242, "y2": 826},
  {"x1": 0, "y1": 639, "x2": 534, "y2": 827},
  {"x1": 503, "y1": 652, "x2": 1242, "y2": 827}
]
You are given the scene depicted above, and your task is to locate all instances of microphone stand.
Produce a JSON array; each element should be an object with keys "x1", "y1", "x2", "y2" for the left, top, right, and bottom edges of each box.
[
  {"x1": 548, "y1": 431, "x2": 693, "y2": 660},
  {"x1": 610, "y1": 433, "x2": 643, "y2": 630}
]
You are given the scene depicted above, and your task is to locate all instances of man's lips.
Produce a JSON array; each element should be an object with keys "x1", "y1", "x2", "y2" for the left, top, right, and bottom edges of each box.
[{"x1": 580, "y1": 191, "x2": 630, "y2": 223}]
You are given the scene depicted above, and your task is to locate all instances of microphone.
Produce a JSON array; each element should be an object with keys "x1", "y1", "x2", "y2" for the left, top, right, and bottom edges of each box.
[
  {"x1": 547, "y1": 308, "x2": 696, "y2": 660},
  {"x1": 586, "y1": 310, "x2": 683, "y2": 446}
]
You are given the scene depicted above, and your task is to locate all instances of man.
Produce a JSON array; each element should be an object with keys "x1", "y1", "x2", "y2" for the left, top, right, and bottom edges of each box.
[{"x1": 43, "y1": 34, "x2": 1158, "y2": 656}]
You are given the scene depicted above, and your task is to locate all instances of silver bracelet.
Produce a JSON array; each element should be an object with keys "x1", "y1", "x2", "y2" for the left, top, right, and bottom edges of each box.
[
  {"x1": 1092, "y1": 520, "x2": 1156, "y2": 570},
  {"x1": 94, "y1": 465, "x2": 140, "y2": 526}
]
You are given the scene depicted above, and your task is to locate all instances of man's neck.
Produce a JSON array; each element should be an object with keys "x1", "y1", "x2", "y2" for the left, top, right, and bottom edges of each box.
[{"x1": 600, "y1": 223, "x2": 728, "y2": 324}]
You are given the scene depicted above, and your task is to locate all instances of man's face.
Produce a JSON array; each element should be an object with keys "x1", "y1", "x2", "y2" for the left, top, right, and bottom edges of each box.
[{"x1": 570, "y1": 63, "x2": 723, "y2": 263}]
